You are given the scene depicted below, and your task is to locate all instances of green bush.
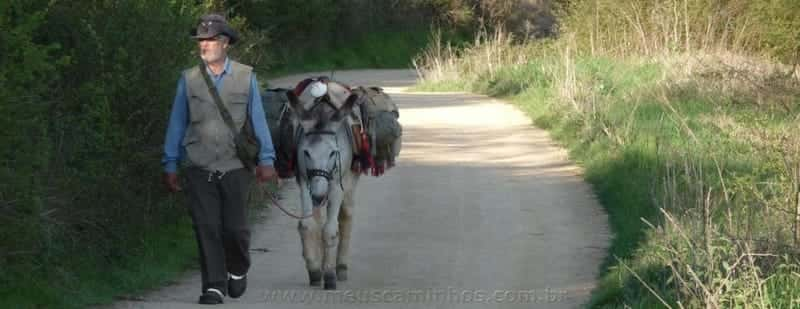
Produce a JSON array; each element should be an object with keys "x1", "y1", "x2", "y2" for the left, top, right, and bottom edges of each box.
[{"x1": 1, "y1": 1, "x2": 203, "y2": 307}]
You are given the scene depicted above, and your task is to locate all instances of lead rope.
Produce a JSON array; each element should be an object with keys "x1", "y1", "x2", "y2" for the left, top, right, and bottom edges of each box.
[
  {"x1": 266, "y1": 126, "x2": 320, "y2": 220},
  {"x1": 262, "y1": 186, "x2": 325, "y2": 220},
  {"x1": 269, "y1": 192, "x2": 323, "y2": 220}
]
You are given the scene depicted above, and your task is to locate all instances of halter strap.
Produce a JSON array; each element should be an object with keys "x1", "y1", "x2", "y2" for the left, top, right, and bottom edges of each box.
[
  {"x1": 307, "y1": 168, "x2": 333, "y2": 181},
  {"x1": 297, "y1": 128, "x2": 345, "y2": 191}
]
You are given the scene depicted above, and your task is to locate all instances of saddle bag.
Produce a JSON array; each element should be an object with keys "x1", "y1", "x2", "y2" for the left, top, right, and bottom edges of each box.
[{"x1": 351, "y1": 86, "x2": 402, "y2": 168}]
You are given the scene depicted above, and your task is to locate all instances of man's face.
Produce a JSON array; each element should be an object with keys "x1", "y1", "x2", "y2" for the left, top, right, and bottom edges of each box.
[{"x1": 198, "y1": 35, "x2": 227, "y2": 63}]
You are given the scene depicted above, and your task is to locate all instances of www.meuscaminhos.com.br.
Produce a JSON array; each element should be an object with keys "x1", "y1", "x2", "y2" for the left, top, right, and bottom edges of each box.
[{"x1": 262, "y1": 287, "x2": 568, "y2": 304}]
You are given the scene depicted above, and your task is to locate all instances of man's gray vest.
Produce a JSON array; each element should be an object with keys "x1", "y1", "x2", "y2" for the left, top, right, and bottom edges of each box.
[{"x1": 182, "y1": 60, "x2": 253, "y2": 172}]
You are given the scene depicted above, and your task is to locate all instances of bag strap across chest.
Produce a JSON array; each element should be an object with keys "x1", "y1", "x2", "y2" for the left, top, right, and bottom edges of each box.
[{"x1": 199, "y1": 62, "x2": 240, "y2": 135}]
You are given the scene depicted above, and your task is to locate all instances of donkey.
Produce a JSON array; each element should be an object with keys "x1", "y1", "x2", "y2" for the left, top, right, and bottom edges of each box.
[{"x1": 285, "y1": 88, "x2": 360, "y2": 290}]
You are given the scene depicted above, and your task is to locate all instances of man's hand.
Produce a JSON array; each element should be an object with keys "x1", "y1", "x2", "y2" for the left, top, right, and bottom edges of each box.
[
  {"x1": 164, "y1": 173, "x2": 182, "y2": 193},
  {"x1": 256, "y1": 165, "x2": 277, "y2": 183}
]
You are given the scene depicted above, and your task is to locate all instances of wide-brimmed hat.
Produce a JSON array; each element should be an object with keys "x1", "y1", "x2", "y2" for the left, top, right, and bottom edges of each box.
[{"x1": 190, "y1": 13, "x2": 239, "y2": 44}]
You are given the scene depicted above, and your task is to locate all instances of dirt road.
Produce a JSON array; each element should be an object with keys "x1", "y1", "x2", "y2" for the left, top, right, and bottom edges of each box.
[{"x1": 115, "y1": 70, "x2": 610, "y2": 308}]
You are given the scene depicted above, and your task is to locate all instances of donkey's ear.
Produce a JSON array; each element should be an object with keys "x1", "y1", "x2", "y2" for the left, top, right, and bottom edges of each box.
[
  {"x1": 285, "y1": 90, "x2": 308, "y2": 119},
  {"x1": 285, "y1": 89, "x2": 300, "y2": 108},
  {"x1": 332, "y1": 93, "x2": 360, "y2": 121}
]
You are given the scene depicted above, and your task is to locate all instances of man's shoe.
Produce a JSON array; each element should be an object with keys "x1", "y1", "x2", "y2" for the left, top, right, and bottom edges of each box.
[
  {"x1": 198, "y1": 289, "x2": 224, "y2": 305},
  {"x1": 228, "y1": 274, "x2": 247, "y2": 298}
]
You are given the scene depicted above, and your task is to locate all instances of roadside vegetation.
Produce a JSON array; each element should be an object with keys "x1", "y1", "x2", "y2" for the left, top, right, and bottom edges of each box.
[{"x1": 414, "y1": 0, "x2": 800, "y2": 307}]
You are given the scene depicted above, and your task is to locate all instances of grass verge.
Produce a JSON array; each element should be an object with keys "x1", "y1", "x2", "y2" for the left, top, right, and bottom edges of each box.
[
  {"x1": 413, "y1": 32, "x2": 800, "y2": 307},
  {"x1": 0, "y1": 183, "x2": 281, "y2": 309}
]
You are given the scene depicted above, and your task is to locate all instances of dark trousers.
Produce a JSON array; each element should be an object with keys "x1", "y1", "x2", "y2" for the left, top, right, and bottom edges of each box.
[{"x1": 184, "y1": 167, "x2": 253, "y2": 293}]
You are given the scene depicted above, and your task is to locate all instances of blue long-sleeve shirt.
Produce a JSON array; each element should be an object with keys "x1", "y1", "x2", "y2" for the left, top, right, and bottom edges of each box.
[{"x1": 162, "y1": 58, "x2": 275, "y2": 173}]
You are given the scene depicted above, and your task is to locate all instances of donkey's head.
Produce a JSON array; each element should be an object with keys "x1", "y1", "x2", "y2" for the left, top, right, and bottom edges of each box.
[{"x1": 286, "y1": 89, "x2": 358, "y2": 206}]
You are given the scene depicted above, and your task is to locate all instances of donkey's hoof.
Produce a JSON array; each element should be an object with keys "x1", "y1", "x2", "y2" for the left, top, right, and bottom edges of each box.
[
  {"x1": 336, "y1": 264, "x2": 348, "y2": 281},
  {"x1": 323, "y1": 272, "x2": 337, "y2": 290},
  {"x1": 308, "y1": 270, "x2": 322, "y2": 287}
]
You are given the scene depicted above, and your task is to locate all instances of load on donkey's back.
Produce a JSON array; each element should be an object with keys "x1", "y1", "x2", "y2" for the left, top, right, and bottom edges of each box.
[{"x1": 261, "y1": 76, "x2": 402, "y2": 179}]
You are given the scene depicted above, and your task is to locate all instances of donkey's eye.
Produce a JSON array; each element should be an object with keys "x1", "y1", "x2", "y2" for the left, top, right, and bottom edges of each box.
[
  {"x1": 329, "y1": 151, "x2": 337, "y2": 158},
  {"x1": 304, "y1": 150, "x2": 311, "y2": 158}
]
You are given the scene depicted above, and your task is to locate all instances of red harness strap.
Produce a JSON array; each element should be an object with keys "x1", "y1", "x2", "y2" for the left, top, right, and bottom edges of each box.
[{"x1": 293, "y1": 78, "x2": 314, "y2": 96}]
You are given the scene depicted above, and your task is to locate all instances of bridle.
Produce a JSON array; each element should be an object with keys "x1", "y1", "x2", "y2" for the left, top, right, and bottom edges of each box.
[
  {"x1": 264, "y1": 129, "x2": 343, "y2": 220},
  {"x1": 301, "y1": 130, "x2": 345, "y2": 192},
  {"x1": 269, "y1": 129, "x2": 344, "y2": 220}
]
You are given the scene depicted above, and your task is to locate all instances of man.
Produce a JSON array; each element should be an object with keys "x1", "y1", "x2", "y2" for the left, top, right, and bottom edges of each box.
[{"x1": 161, "y1": 13, "x2": 277, "y2": 304}]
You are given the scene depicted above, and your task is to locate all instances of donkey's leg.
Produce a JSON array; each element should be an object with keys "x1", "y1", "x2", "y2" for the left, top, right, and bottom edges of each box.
[
  {"x1": 298, "y1": 218, "x2": 322, "y2": 286},
  {"x1": 336, "y1": 191, "x2": 355, "y2": 281},
  {"x1": 321, "y1": 191, "x2": 343, "y2": 290},
  {"x1": 297, "y1": 184, "x2": 322, "y2": 286}
]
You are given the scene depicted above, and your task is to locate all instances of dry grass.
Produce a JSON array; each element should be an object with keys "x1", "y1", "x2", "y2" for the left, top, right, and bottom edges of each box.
[
  {"x1": 413, "y1": 17, "x2": 800, "y2": 306},
  {"x1": 413, "y1": 26, "x2": 530, "y2": 86},
  {"x1": 560, "y1": 0, "x2": 800, "y2": 65}
]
